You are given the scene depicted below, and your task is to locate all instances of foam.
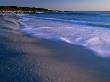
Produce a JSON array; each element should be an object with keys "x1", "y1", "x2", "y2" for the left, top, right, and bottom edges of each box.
[{"x1": 20, "y1": 15, "x2": 110, "y2": 58}]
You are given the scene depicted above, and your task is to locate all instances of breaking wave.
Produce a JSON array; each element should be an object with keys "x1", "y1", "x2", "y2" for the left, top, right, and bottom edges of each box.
[{"x1": 19, "y1": 13, "x2": 110, "y2": 57}]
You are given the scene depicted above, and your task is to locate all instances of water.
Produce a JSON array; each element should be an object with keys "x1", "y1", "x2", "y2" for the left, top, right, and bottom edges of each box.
[
  {"x1": 32, "y1": 11, "x2": 110, "y2": 27},
  {"x1": 1, "y1": 12, "x2": 110, "y2": 82},
  {"x1": 18, "y1": 12, "x2": 110, "y2": 58}
]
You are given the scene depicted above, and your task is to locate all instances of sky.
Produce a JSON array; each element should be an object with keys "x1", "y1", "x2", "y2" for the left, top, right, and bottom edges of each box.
[{"x1": 0, "y1": 0, "x2": 110, "y2": 11}]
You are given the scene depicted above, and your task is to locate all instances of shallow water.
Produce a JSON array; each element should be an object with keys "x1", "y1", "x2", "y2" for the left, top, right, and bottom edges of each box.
[{"x1": 19, "y1": 12, "x2": 110, "y2": 57}]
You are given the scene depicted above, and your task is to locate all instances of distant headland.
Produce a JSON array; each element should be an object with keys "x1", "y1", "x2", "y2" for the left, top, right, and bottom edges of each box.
[{"x1": 0, "y1": 6, "x2": 59, "y2": 13}]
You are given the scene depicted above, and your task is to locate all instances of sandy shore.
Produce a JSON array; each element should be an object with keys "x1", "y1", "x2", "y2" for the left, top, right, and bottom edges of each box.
[{"x1": 0, "y1": 16, "x2": 110, "y2": 82}]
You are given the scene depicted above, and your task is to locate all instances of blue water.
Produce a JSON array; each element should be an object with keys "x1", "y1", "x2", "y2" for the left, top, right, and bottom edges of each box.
[
  {"x1": 19, "y1": 12, "x2": 110, "y2": 57},
  {"x1": 34, "y1": 11, "x2": 110, "y2": 27}
]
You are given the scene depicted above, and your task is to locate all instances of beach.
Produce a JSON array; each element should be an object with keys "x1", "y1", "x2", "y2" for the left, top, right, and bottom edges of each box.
[{"x1": 0, "y1": 14, "x2": 110, "y2": 82}]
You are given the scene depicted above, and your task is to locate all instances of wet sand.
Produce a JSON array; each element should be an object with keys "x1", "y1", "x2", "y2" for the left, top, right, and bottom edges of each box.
[{"x1": 0, "y1": 16, "x2": 110, "y2": 82}]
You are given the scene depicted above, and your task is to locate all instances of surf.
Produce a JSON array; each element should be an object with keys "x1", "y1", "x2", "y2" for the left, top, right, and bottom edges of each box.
[{"x1": 18, "y1": 12, "x2": 110, "y2": 58}]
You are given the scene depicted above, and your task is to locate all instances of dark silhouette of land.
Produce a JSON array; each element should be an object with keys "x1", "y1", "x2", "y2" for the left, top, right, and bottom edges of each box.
[{"x1": 0, "y1": 6, "x2": 56, "y2": 13}]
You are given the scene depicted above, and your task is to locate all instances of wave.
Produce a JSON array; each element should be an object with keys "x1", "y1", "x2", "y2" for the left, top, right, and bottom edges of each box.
[
  {"x1": 34, "y1": 17, "x2": 110, "y2": 28},
  {"x1": 35, "y1": 12, "x2": 110, "y2": 28},
  {"x1": 0, "y1": 15, "x2": 20, "y2": 32},
  {"x1": 19, "y1": 14, "x2": 110, "y2": 58}
]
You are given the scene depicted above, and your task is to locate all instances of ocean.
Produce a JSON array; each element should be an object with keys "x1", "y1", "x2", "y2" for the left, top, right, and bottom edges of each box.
[
  {"x1": 19, "y1": 11, "x2": 110, "y2": 57},
  {"x1": 0, "y1": 12, "x2": 110, "y2": 82}
]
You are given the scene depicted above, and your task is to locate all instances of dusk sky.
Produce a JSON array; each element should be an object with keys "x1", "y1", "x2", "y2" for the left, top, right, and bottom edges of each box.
[{"x1": 0, "y1": 0, "x2": 110, "y2": 11}]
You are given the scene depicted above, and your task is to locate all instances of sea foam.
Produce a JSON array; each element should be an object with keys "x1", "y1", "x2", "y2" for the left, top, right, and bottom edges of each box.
[{"x1": 20, "y1": 14, "x2": 110, "y2": 58}]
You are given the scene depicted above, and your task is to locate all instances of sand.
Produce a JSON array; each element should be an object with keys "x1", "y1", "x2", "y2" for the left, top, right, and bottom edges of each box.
[{"x1": 0, "y1": 15, "x2": 110, "y2": 82}]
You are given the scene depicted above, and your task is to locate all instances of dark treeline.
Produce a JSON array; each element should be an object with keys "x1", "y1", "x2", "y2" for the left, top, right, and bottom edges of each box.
[{"x1": 0, "y1": 6, "x2": 54, "y2": 13}]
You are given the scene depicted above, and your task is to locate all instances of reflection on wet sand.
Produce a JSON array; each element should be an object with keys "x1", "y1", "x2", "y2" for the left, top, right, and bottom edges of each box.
[{"x1": 0, "y1": 29, "x2": 110, "y2": 82}]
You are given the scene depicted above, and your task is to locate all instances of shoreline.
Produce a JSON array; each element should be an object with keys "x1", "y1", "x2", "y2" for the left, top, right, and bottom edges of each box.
[{"x1": 0, "y1": 15, "x2": 110, "y2": 82}]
